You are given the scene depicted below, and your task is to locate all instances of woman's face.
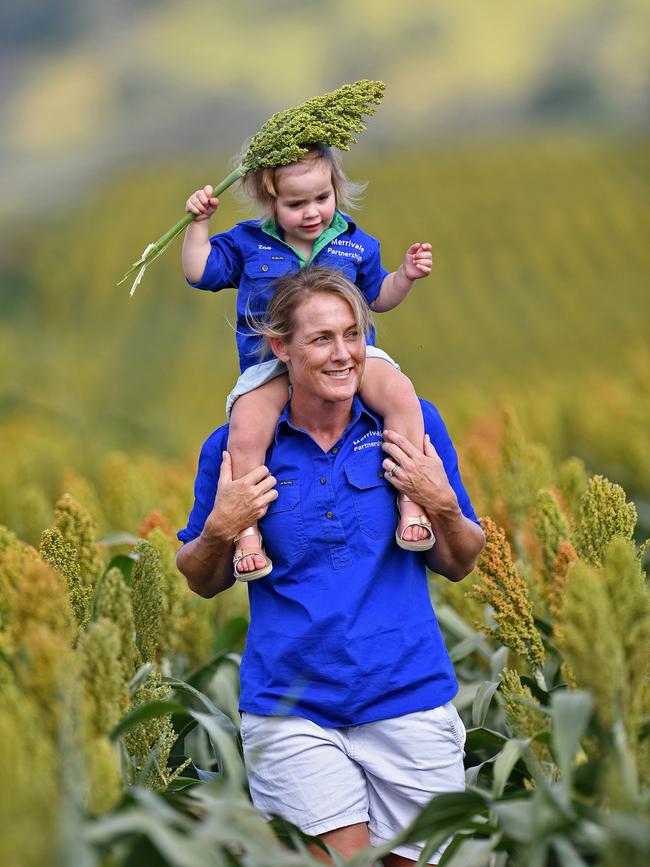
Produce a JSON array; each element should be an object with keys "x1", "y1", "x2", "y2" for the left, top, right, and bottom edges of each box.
[{"x1": 273, "y1": 292, "x2": 366, "y2": 406}]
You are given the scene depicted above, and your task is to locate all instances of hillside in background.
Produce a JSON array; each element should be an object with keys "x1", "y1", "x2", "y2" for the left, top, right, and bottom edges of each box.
[{"x1": 2, "y1": 0, "x2": 649, "y2": 220}]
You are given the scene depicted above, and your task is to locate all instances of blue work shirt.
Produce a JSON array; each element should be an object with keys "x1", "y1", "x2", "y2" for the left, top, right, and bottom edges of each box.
[
  {"x1": 187, "y1": 211, "x2": 389, "y2": 373},
  {"x1": 178, "y1": 397, "x2": 480, "y2": 728}
]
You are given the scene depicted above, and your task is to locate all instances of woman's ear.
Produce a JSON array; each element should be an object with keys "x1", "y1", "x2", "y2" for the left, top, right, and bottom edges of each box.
[{"x1": 269, "y1": 336, "x2": 290, "y2": 363}]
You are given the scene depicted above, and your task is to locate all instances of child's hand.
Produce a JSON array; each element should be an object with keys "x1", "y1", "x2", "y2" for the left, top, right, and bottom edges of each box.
[
  {"x1": 185, "y1": 185, "x2": 219, "y2": 222},
  {"x1": 402, "y1": 242, "x2": 432, "y2": 281}
]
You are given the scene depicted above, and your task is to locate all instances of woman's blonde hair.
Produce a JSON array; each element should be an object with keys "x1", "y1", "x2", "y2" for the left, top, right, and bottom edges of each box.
[
  {"x1": 252, "y1": 266, "x2": 373, "y2": 360},
  {"x1": 237, "y1": 144, "x2": 366, "y2": 219}
]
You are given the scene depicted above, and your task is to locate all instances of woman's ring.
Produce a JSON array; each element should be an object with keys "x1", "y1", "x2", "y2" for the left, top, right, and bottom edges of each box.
[{"x1": 387, "y1": 462, "x2": 399, "y2": 478}]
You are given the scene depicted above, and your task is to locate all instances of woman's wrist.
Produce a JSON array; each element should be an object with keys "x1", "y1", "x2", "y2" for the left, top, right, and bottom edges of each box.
[
  {"x1": 423, "y1": 490, "x2": 463, "y2": 528},
  {"x1": 200, "y1": 512, "x2": 234, "y2": 548}
]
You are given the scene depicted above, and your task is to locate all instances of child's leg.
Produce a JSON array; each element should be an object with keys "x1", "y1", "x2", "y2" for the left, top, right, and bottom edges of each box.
[
  {"x1": 360, "y1": 359, "x2": 432, "y2": 544},
  {"x1": 228, "y1": 374, "x2": 289, "y2": 575}
]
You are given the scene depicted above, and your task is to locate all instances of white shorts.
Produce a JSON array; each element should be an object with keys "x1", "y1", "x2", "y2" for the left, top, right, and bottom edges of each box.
[
  {"x1": 226, "y1": 346, "x2": 400, "y2": 418},
  {"x1": 240, "y1": 703, "x2": 466, "y2": 864}
]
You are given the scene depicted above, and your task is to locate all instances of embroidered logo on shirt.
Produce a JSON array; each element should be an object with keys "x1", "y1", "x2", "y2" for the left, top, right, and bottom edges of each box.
[
  {"x1": 330, "y1": 239, "x2": 366, "y2": 253},
  {"x1": 326, "y1": 246, "x2": 363, "y2": 263},
  {"x1": 258, "y1": 244, "x2": 272, "y2": 250},
  {"x1": 353, "y1": 430, "x2": 383, "y2": 452}
]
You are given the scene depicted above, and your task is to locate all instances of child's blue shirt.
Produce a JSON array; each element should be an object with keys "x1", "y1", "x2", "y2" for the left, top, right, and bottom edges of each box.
[{"x1": 187, "y1": 210, "x2": 389, "y2": 373}]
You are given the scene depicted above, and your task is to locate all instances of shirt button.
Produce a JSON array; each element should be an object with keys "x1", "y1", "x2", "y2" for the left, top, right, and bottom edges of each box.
[
  {"x1": 331, "y1": 447, "x2": 339, "y2": 454},
  {"x1": 261, "y1": 264, "x2": 269, "y2": 272},
  {"x1": 326, "y1": 511, "x2": 334, "y2": 519},
  {"x1": 377, "y1": 471, "x2": 383, "y2": 478},
  {"x1": 320, "y1": 477, "x2": 327, "y2": 485}
]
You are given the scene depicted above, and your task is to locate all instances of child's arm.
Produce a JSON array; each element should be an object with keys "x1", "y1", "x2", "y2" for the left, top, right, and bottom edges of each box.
[
  {"x1": 182, "y1": 184, "x2": 220, "y2": 283},
  {"x1": 370, "y1": 242, "x2": 432, "y2": 313}
]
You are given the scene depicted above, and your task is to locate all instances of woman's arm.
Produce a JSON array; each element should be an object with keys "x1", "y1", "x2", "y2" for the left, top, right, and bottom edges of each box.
[
  {"x1": 176, "y1": 452, "x2": 278, "y2": 597},
  {"x1": 381, "y1": 430, "x2": 485, "y2": 581}
]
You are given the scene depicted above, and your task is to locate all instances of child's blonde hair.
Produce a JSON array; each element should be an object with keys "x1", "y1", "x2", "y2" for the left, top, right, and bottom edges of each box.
[{"x1": 237, "y1": 144, "x2": 366, "y2": 219}]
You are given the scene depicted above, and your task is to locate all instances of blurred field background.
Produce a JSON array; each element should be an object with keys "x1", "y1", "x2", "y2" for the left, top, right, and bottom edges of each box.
[{"x1": 1, "y1": 0, "x2": 649, "y2": 539}]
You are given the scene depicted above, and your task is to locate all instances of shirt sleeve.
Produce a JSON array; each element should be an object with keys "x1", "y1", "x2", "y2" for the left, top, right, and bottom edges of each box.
[
  {"x1": 177, "y1": 426, "x2": 229, "y2": 543},
  {"x1": 355, "y1": 236, "x2": 389, "y2": 306},
  {"x1": 186, "y1": 226, "x2": 244, "y2": 291},
  {"x1": 420, "y1": 400, "x2": 480, "y2": 526}
]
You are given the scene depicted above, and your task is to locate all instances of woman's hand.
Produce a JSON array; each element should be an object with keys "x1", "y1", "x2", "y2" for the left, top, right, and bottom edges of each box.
[
  {"x1": 203, "y1": 451, "x2": 278, "y2": 542},
  {"x1": 176, "y1": 453, "x2": 278, "y2": 598},
  {"x1": 382, "y1": 430, "x2": 461, "y2": 520},
  {"x1": 381, "y1": 429, "x2": 485, "y2": 580}
]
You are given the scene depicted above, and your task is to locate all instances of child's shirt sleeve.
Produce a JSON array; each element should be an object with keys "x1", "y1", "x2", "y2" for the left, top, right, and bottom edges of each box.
[
  {"x1": 177, "y1": 426, "x2": 229, "y2": 543},
  {"x1": 186, "y1": 226, "x2": 244, "y2": 291},
  {"x1": 355, "y1": 236, "x2": 389, "y2": 307}
]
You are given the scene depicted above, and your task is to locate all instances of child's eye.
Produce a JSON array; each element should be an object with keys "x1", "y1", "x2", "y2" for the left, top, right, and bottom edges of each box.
[{"x1": 317, "y1": 194, "x2": 330, "y2": 201}]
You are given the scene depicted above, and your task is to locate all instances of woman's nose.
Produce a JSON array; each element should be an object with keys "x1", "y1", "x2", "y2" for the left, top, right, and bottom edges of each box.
[{"x1": 330, "y1": 336, "x2": 350, "y2": 360}]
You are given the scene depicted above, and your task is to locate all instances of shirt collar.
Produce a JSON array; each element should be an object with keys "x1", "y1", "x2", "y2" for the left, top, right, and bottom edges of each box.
[
  {"x1": 274, "y1": 395, "x2": 380, "y2": 445},
  {"x1": 261, "y1": 209, "x2": 354, "y2": 242}
]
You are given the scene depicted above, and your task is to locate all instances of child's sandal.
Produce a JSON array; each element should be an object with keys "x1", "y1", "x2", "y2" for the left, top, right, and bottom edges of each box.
[
  {"x1": 233, "y1": 527, "x2": 273, "y2": 582},
  {"x1": 395, "y1": 495, "x2": 435, "y2": 552}
]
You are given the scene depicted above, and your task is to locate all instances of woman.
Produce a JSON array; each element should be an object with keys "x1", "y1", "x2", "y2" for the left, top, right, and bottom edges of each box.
[{"x1": 176, "y1": 266, "x2": 485, "y2": 866}]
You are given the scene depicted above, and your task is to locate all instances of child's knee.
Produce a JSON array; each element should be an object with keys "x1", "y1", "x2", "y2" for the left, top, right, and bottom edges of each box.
[
  {"x1": 393, "y1": 372, "x2": 421, "y2": 412},
  {"x1": 229, "y1": 395, "x2": 266, "y2": 451},
  {"x1": 376, "y1": 365, "x2": 418, "y2": 408}
]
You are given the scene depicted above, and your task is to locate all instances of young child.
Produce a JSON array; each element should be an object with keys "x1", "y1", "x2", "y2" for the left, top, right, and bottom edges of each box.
[{"x1": 182, "y1": 144, "x2": 434, "y2": 581}]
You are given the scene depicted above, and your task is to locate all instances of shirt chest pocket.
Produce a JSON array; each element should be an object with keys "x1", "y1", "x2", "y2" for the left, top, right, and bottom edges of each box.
[
  {"x1": 240, "y1": 256, "x2": 296, "y2": 315},
  {"x1": 344, "y1": 455, "x2": 396, "y2": 539},
  {"x1": 259, "y1": 479, "x2": 307, "y2": 564},
  {"x1": 243, "y1": 256, "x2": 292, "y2": 280}
]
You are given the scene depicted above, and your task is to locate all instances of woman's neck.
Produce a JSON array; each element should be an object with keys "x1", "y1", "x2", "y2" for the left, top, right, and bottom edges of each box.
[{"x1": 288, "y1": 393, "x2": 354, "y2": 452}]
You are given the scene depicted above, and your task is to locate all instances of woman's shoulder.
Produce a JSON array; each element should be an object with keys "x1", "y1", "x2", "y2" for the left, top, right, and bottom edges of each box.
[
  {"x1": 197, "y1": 424, "x2": 230, "y2": 466},
  {"x1": 418, "y1": 398, "x2": 455, "y2": 446}
]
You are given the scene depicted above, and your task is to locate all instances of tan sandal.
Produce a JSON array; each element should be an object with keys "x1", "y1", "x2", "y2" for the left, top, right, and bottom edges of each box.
[
  {"x1": 395, "y1": 495, "x2": 435, "y2": 552},
  {"x1": 233, "y1": 527, "x2": 273, "y2": 582}
]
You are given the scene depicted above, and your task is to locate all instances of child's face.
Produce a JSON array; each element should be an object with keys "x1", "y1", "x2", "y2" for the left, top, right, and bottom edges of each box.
[{"x1": 274, "y1": 159, "x2": 336, "y2": 249}]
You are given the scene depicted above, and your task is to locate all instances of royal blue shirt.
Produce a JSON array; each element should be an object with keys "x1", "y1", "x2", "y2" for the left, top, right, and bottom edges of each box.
[
  {"x1": 187, "y1": 211, "x2": 389, "y2": 373},
  {"x1": 178, "y1": 397, "x2": 480, "y2": 727}
]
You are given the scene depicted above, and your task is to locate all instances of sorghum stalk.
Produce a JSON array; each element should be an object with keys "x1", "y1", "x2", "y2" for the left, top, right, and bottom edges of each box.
[
  {"x1": 119, "y1": 80, "x2": 385, "y2": 294},
  {"x1": 123, "y1": 166, "x2": 247, "y2": 295}
]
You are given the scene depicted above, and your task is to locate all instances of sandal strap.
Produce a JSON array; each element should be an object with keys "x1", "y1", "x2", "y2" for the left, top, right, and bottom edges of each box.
[
  {"x1": 398, "y1": 515, "x2": 434, "y2": 542},
  {"x1": 233, "y1": 526, "x2": 267, "y2": 567},
  {"x1": 234, "y1": 526, "x2": 262, "y2": 544}
]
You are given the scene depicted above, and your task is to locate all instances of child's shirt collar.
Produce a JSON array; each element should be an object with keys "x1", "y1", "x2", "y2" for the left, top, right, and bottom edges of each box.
[{"x1": 260, "y1": 210, "x2": 351, "y2": 266}]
